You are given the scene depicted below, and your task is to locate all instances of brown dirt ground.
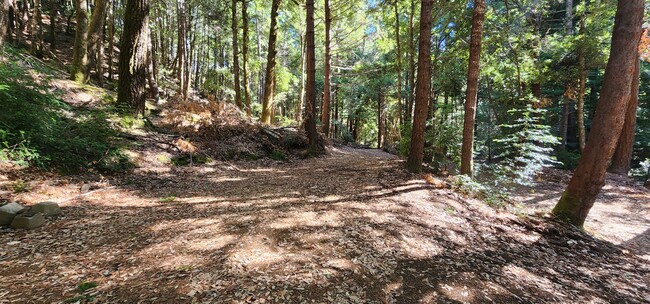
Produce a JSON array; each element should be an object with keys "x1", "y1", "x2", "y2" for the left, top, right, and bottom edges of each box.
[{"x1": 1, "y1": 147, "x2": 649, "y2": 303}]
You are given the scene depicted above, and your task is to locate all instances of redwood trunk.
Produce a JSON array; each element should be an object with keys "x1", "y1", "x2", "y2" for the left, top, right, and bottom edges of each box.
[
  {"x1": 231, "y1": 0, "x2": 241, "y2": 108},
  {"x1": 304, "y1": 0, "x2": 318, "y2": 151},
  {"x1": 29, "y1": 0, "x2": 43, "y2": 56},
  {"x1": 71, "y1": 0, "x2": 89, "y2": 82},
  {"x1": 406, "y1": 0, "x2": 415, "y2": 124},
  {"x1": 261, "y1": 0, "x2": 281, "y2": 124},
  {"x1": 608, "y1": 59, "x2": 640, "y2": 176},
  {"x1": 393, "y1": 0, "x2": 402, "y2": 126},
  {"x1": 552, "y1": 0, "x2": 643, "y2": 227},
  {"x1": 87, "y1": 0, "x2": 109, "y2": 83},
  {"x1": 177, "y1": 0, "x2": 187, "y2": 100},
  {"x1": 117, "y1": 0, "x2": 150, "y2": 115},
  {"x1": 460, "y1": 0, "x2": 486, "y2": 176},
  {"x1": 405, "y1": 0, "x2": 433, "y2": 173},
  {"x1": 242, "y1": 0, "x2": 251, "y2": 116},
  {"x1": 321, "y1": 0, "x2": 331, "y2": 136}
]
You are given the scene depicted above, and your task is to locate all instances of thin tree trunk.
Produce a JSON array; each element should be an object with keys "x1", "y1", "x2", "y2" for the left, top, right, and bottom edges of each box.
[
  {"x1": 406, "y1": 0, "x2": 415, "y2": 124},
  {"x1": 87, "y1": 0, "x2": 109, "y2": 83},
  {"x1": 0, "y1": 0, "x2": 7, "y2": 47},
  {"x1": 48, "y1": 0, "x2": 56, "y2": 49},
  {"x1": 296, "y1": 28, "x2": 306, "y2": 122},
  {"x1": 261, "y1": 0, "x2": 281, "y2": 124},
  {"x1": 231, "y1": 0, "x2": 242, "y2": 109},
  {"x1": 71, "y1": 0, "x2": 89, "y2": 82},
  {"x1": 117, "y1": 0, "x2": 150, "y2": 115},
  {"x1": 460, "y1": 0, "x2": 486, "y2": 176},
  {"x1": 29, "y1": 0, "x2": 44, "y2": 56},
  {"x1": 559, "y1": 98, "x2": 569, "y2": 151},
  {"x1": 577, "y1": 8, "x2": 587, "y2": 151},
  {"x1": 242, "y1": 0, "x2": 251, "y2": 116},
  {"x1": 146, "y1": 27, "x2": 159, "y2": 102},
  {"x1": 177, "y1": 0, "x2": 187, "y2": 100},
  {"x1": 608, "y1": 58, "x2": 640, "y2": 176},
  {"x1": 321, "y1": 0, "x2": 331, "y2": 136},
  {"x1": 552, "y1": 0, "x2": 643, "y2": 227},
  {"x1": 393, "y1": 0, "x2": 402, "y2": 126},
  {"x1": 377, "y1": 91, "x2": 385, "y2": 148},
  {"x1": 107, "y1": 0, "x2": 115, "y2": 81},
  {"x1": 405, "y1": 0, "x2": 432, "y2": 173},
  {"x1": 304, "y1": 0, "x2": 318, "y2": 151}
]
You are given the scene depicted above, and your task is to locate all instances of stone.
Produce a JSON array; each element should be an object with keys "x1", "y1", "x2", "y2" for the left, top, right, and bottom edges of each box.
[
  {"x1": 0, "y1": 202, "x2": 27, "y2": 226},
  {"x1": 81, "y1": 184, "x2": 92, "y2": 193},
  {"x1": 10, "y1": 212, "x2": 45, "y2": 229},
  {"x1": 32, "y1": 201, "x2": 61, "y2": 216}
]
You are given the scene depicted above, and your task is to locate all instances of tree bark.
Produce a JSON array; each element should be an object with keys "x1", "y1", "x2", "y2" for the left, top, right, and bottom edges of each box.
[
  {"x1": 405, "y1": 0, "x2": 432, "y2": 173},
  {"x1": 177, "y1": 0, "x2": 187, "y2": 100},
  {"x1": 608, "y1": 58, "x2": 640, "y2": 176},
  {"x1": 406, "y1": 0, "x2": 415, "y2": 125},
  {"x1": 296, "y1": 27, "x2": 306, "y2": 122},
  {"x1": 29, "y1": 0, "x2": 44, "y2": 56},
  {"x1": 107, "y1": 0, "x2": 115, "y2": 81},
  {"x1": 48, "y1": 0, "x2": 56, "y2": 49},
  {"x1": 321, "y1": 0, "x2": 332, "y2": 136},
  {"x1": 377, "y1": 91, "x2": 385, "y2": 149},
  {"x1": 393, "y1": 0, "x2": 402, "y2": 126},
  {"x1": 117, "y1": 0, "x2": 150, "y2": 115},
  {"x1": 304, "y1": 0, "x2": 319, "y2": 151},
  {"x1": 261, "y1": 0, "x2": 281, "y2": 124},
  {"x1": 576, "y1": 7, "x2": 586, "y2": 151},
  {"x1": 0, "y1": 0, "x2": 7, "y2": 47},
  {"x1": 552, "y1": 0, "x2": 643, "y2": 227},
  {"x1": 87, "y1": 0, "x2": 109, "y2": 83},
  {"x1": 460, "y1": 0, "x2": 486, "y2": 176},
  {"x1": 242, "y1": 0, "x2": 251, "y2": 116},
  {"x1": 231, "y1": 0, "x2": 242, "y2": 109},
  {"x1": 71, "y1": 0, "x2": 89, "y2": 82}
]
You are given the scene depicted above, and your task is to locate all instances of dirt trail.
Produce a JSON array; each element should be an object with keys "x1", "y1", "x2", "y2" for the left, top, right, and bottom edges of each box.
[{"x1": 1, "y1": 147, "x2": 649, "y2": 303}]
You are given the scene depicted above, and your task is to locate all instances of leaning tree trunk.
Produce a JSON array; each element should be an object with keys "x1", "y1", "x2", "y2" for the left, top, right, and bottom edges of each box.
[
  {"x1": 242, "y1": 0, "x2": 251, "y2": 116},
  {"x1": 87, "y1": 0, "x2": 109, "y2": 83},
  {"x1": 304, "y1": 0, "x2": 318, "y2": 151},
  {"x1": 321, "y1": 0, "x2": 331, "y2": 136},
  {"x1": 231, "y1": 0, "x2": 242, "y2": 109},
  {"x1": 71, "y1": 0, "x2": 89, "y2": 82},
  {"x1": 117, "y1": 0, "x2": 150, "y2": 115},
  {"x1": 405, "y1": 0, "x2": 433, "y2": 173},
  {"x1": 552, "y1": 0, "x2": 643, "y2": 227},
  {"x1": 608, "y1": 58, "x2": 640, "y2": 176},
  {"x1": 460, "y1": 0, "x2": 486, "y2": 176},
  {"x1": 29, "y1": 0, "x2": 44, "y2": 56},
  {"x1": 261, "y1": 0, "x2": 281, "y2": 124}
]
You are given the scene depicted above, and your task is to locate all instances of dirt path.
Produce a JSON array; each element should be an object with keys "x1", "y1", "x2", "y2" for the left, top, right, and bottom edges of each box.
[{"x1": 1, "y1": 148, "x2": 649, "y2": 303}]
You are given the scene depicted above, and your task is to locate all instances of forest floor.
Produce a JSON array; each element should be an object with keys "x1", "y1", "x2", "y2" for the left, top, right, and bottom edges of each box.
[{"x1": 1, "y1": 144, "x2": 650, "y2": 303}]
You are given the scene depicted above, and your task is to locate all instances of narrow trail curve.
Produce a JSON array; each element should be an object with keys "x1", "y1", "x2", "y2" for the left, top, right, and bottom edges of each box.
[{"x1": 1, "y1": 147, "x2": 649, "y2": 303}]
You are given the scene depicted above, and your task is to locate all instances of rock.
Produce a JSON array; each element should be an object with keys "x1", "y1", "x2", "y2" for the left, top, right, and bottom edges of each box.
[
  {"x1": 32, "y1": 201, "x2": 61, "y2": 216},
  {"x1": 10, "y1": 212, "x2": 45, "y2": 229},
  {"x1": 0, "y1": 202, "x2": 27, "y2": 226},
  {"x1": 81, "y1": 184, "x2": 92, "y2": 193}
]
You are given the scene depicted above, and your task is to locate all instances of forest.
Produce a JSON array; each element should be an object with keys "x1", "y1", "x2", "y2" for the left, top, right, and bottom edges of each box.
[{"x1": 0, "y1": 0, "x2": 649, "y2": 302}]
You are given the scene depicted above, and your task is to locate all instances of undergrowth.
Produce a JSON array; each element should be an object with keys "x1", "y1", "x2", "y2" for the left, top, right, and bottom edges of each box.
[{"x1": 0, "y1": 46, "x2": 131, "y2": 174}]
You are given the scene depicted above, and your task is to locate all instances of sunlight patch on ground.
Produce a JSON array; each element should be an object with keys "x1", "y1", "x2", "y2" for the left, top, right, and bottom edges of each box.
[
  {"x1": 397, "y1": 235, "x2": 442, "y2": 258},
  {"x1": 438, "y1": 283, "x2": 475, "y2": 303}
]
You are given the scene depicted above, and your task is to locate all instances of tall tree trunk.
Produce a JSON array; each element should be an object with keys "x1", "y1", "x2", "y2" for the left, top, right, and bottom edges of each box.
[
  {"x1": 608, "y1": 58, "x2": 640, "y2": 176},
  {"x1": 558, "y1": 97, "x2": 569, "y2": 151},
  {"x1": 261, "y1": 0, "x2": 281, "y2": 124},
  {"x1": 48, "y1": 0, "x2": 56, "y2": 49},
  {"x1": 393, "y1": 0, "x2": 402, "y2": 126},
  {"x1": 406, "y1": 0, "x2": 415, "y2": 125},
  {"x1": 296, "y1": 28, "x2": 306, "y2": 122},
  {"x1": 405, "y1": 0, "x2": 432, "y2": 173},
  {"x1": 552, "y1": 0, "x2": 643, "y2": 227},
  {"x1": 19, "y1": 0, "x2": 27, "y2": 38},
  {"x1": 71, "y1": 0, "x2": 88, "y2": 82},
  {"x1": 577, "y1": 8, "x2": 587, "y2": 151},
  {"x1": 87, "y1": 0, "x2": 108, "y2": 83},
  {"x1": 29, "y1": 0, "x2": 44, "y2": 56},
  {"x1": 107, "y1": 0, "x2": 115, "y2": 81},
  {"x1": 377, "y1": 91, "x2": 385, "y2": 149},
  {"x1": 460, "y1": 0, "x2": 486, "y2": 176},
  {"x1": 177, "y1": 0, "x2": 187, "y2": 100},
  {"x1": 184, "y1": 9, "x2": 192, "y2": 97},
  {"x1": 0, "y1": 0, "x2": 7, "y2": 47},
  {"x1": 304, "y1": 0, "x2": 318, "y2": 151},
  {"x1": 321, "y1": 0, "x2": 331, "y2": 136},
  {"x1": 231, "y1": 0, "x2": 242, "y2": 109},
  {"x1": 117, "y1": 0, "x2": 150, "y2": 115},
  {"x1": 146, "y1": 26, "x2": 159, "y2": 102},
  {"x1": 242, "y1": 0, "x2": 251, "y2": 116}
]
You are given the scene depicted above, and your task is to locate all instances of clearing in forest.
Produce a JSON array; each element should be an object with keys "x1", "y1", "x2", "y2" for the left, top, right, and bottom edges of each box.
[{"x1": 1, "y1": 147, "x2": 649, "y2": 303}]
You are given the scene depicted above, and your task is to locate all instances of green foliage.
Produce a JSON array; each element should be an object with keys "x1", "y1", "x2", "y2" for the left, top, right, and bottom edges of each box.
[
  {"x1": 451, "y1": 175, "x2": 510, "y2": 208},
  {"x1": 171, "y1": 153, "x2": 210, "y2": 166},
  {"x1": 556, "y1": 151, "x2": 581, "y2": 170},
  {"x1": 270, "y1": 149, "x2": 287, "y2": 161},
  {"x1": 0, "y1": 50, "x2": 131, "y2": 174},
  {"x1": 77, "y1": 281, "x2": 98, "y2": 292},
  {"x1": 493, "y1": 105, "x2": 560, "y2": 186},
  {"x1": 159, "y1": 196, "x2": 177, "y2": 203}
]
